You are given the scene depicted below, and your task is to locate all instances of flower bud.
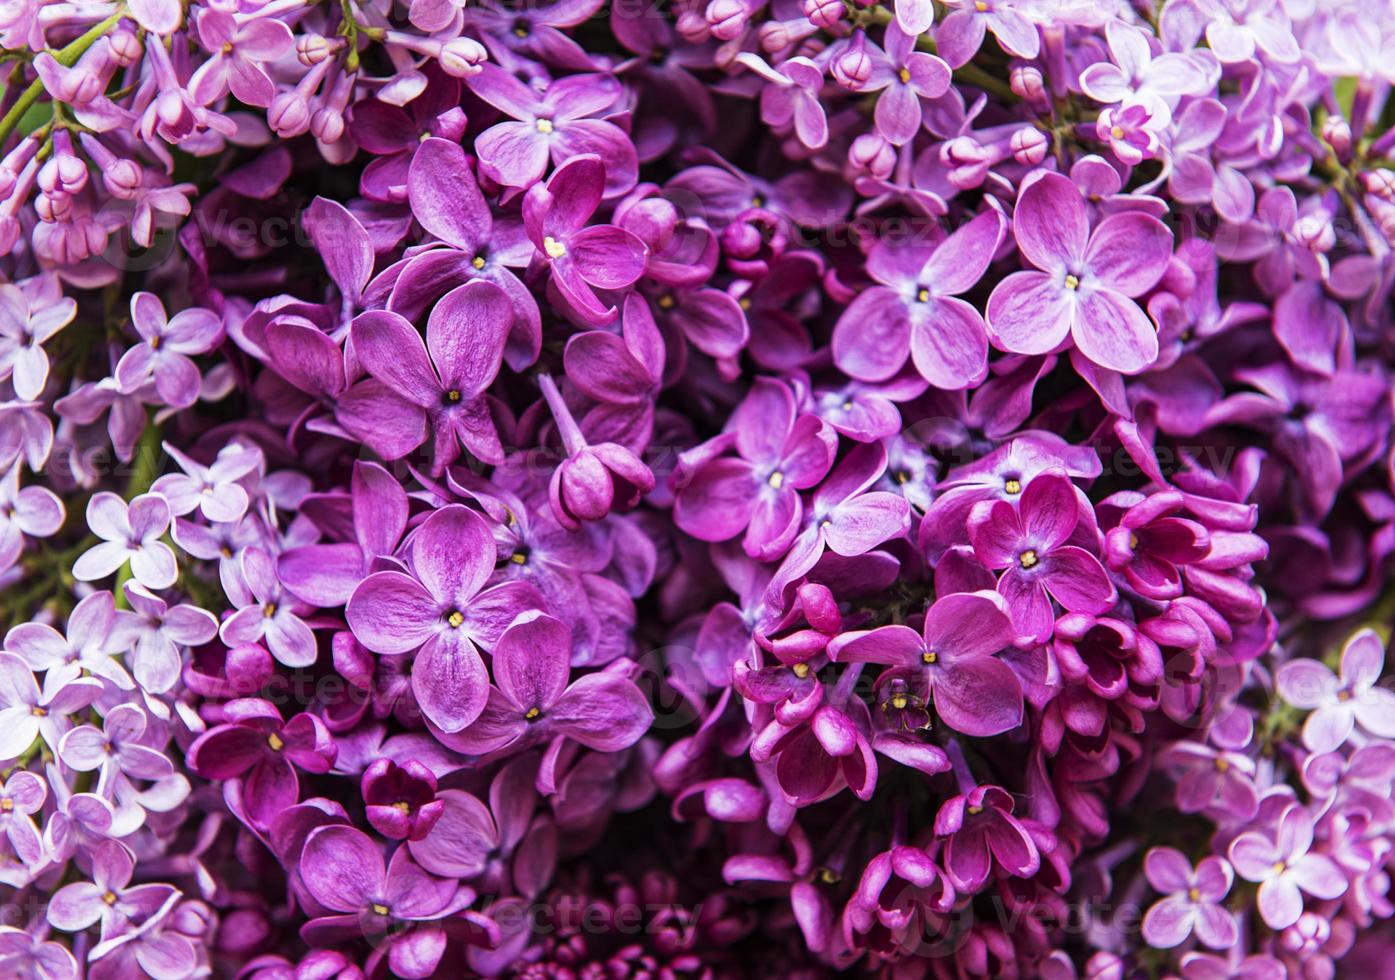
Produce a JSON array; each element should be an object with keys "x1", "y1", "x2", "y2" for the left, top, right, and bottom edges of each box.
[
  {"x1": 437, "y1": 37, "x2": 488, "y2": 77},
  {"x1": 1011, "y1": 126, "x2": 1048, "y2": 166},
  {"x1": 311, "y1": 106, "x2": 345, "y2": 143},
  {"x1": 109, "y1": 26, "x2": 143, "y2": 66},
  {"x1": 706, "y1": 0, "x2": 749, "y2": 41},
  {"x1": 268, "y1": 92, "x2": 312, "y2": 137},
  {"x1": 1360, "y1": 167, "x2": 1395, "y2": 201},
  {"x1": 674, "y1": 9, "x2": 711, "y2": 42},
  {"x1": 803, "y1": 0, "x2": 843, "y2": 28},
  {"x1": 1010, "y1": 63, "x2": 1044, "y2": 102},
  {"x1": 1322, "y1": 114, "x2": 1352, "y2": 160},
  {"x1": 849, "y1": 132, "x2": 895, "y2": 179},
  {"x1": 830, "y1": 41, "x2": 873, "y2": 89},
  {"x1": 296, "y1": 33, "x2": 339, "y2": 66}
]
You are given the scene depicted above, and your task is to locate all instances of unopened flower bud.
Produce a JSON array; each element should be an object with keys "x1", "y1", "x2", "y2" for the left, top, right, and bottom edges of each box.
[
  {"x1": 1322, "y1": 114, "x2": 1352, "y2": 160},
  {"x1": 437, "y1": 37, "x2": 488, "y2": 77},
  {"x1": 831, "y1": 41, "x2": 873, "y2": 89},
  {"x1": 1010, "y1": 63, "x2": 1044, "y2": 102},
  {"x1": 268, "y1": 92, "x2": 312, "y2": 137},
  {"x1": 311, "y1": 106, "x2": 345, "y2": 143},
  {"x1": 1360, "y1": 167, "x2": 1395, "y2": 201},
  {"x1": 706, "y1": 0, "x2": 749, "y2": 41},
  {"x1": 803, "y1": 0, "x2": 843, "y2": 28},
  {"x1": 297, "y1": 33, "x2": 339, "y2": 67},
  {"x1": 674, "y1": 9, "x2": 711, "y2": 42},
  {"x1": 849, "y1": 132, "x2": 895, "y2": 179},
  {"x1": 109, "y1": 27, "x2": 143, "y2": 66},
  {"x1": 1011, "y1": 127, "x2": 1048, "y2": 166}
]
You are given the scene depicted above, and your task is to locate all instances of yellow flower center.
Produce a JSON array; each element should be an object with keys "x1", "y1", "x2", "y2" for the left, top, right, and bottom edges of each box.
[
  {"x1": 372, "y1": 903, "x2": 390, "y2": 916},
  {"x1": 1019, "y1": 549, "x2": 1038, "y2": 569},
  {"x1": 103, "y1": 891, "x2": 119, "y2": 906},
  {"x1": 768, "y1": 471, "x2": 785, "y2": 489},
  {"x1": 1110, "y1": 126, "x2": 1125, "y2": 139},
  {"x1": 446, "y1": 389, "x2": 462, "y2": 402},
  {"x1": 263, "y1": 603, "x2": 277, "y2": 619},
  {"x1": 1064, "y1": 274, "x2": 1080, "y2": 291},
  {"x1": 968, "y1": 805, "x2": 983, "y2": 815},
  {"x1": 535, "y1": 118, "x2": 554, "y2": 134},
  {"x1": 0, "y1": 799, "x2": 10, "y2": 813},
  {"x1": 447, "y1": 610, "x2": 464, "y2": 628},
  {"x1": 267, "y1": 733, "x2": 284, "y2": 751},
  {"x1": 1215, "y1": 758, "x2": 1230, "y2": 773},
  {"x1": 922, "y1": 650, "x2": 938, "y2": 664},
  {"x1": 792, "y1": 662, "x2": 811, "y2": 679},
  {"x1": 817, "y1": 867, "x2": 840, "y2": 884},
  {"x1": 739, "y1": 296, "x2": 752, "y2": 311},
  {"x1": 658, "y1": 294, "x2": 677, "y2": 310},
  {"x1": 898, "y1": 67, "x2": 911, "y2": 84},
  {"x1": 974, "y1": 0, "x2": 987, "y2": 10},
  {"x1": 1004, "y1": 478, "x2": 1021, "y2": 495},
  {"x1": 543, "y1": 236, "x2": 566, "y2": 258},
  {"x1": 524, "y1": 706, "x2": 542, "y2": 721},
  {"x1": 394, "y1": 801, "x2": 412, "y2": 814},
  {"x1": 1272, "y1": 860, "x2": 1286, "y2": 875},
  {"x1": 510, "y1": 551, "x2": 528, "y2": 565},
  {"x1": 916, "y1": 287, "x2": 930, "y2": 303},
  {"x1": 890, "y1": 693, "x2": 908, "y2": 710},
  {"x1": 1188, "y1": 887, "x2": 1201, "y2": 902},
  {"x1": 149, "y1": 336, "x2": 162, "y2": 350},
  {"x1": 30, "y1": 706, "x2": 46, "y2": 717},
  {"x1": 472, "y1": 256, "x2": 486, "y2": 270}
]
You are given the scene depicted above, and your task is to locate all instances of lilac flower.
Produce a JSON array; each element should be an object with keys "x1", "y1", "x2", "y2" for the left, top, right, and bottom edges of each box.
[
  {"x1": 5, "y1": 590, "x2": 135, "y2": 690},
  {"x1": 986, "y1": 171, "x2": 1172, "y2": 373},
  {"x1": 114, "y1": 292, "x2": 223, "y2": 409},
  {"x1": 71, "y1": 491, "x2": 176, "y2": 591},
  {"x1": 1229, "y1": 804, "x2": 1347, "y2": 930},
  {"x1": 856, "y1": 27, "x2": 951, "y2": 145},
  {"x1": 523, "y1": 154, "x2": 648, "y2": 325},
  {"x1": 1141, "y1": 848, "x2": 1237, "y2": 949},
  {"x1": 218, "y1": 547, "x2": 318, "y2": 668},
  {"x1": 935, "y1": 0, "x2": 1039, "y2": 68},
  {"x1": 733, "y1": 55, "x2": 829, "y2": 151},
  {"x1": 0, "y1": 275, "x2": 76, "y2": 400},
  {"x1": 441, "y1": 611, "x2": 652, "y2": 756},
  {"x1": 0, "y1": 771, "x2": 45, "y2": 867},
  {"x1": 345, "y1": 281, "x2": 512, "y2": 472},
  {"x1": 346, "y1": 504, "x2": 543, "y2": 732},
  {"x1": 673, "y1": 379, "x2": 837, "y2": 560},
  {"x1": 362, "y1": 759, "x2": 445, "y2": 842},
  {"x1": 47, "y1": 839, "x2": 178, "y2": 939},
  {"x1": 150, "y1": 440, "x2": 261, "y2": 523},
  {"x1": 1164, "y1": 0, "x2": 1299, "y2": 64},
  {"x1": 58, "y1": 704, "x2": 175, "y2": 793},
  {"x1": 832, "y1": 209, "x2": 1004, "y2": 388},
  {"x1": 0, "y1": 464, "x2": 61, "y2": 574},
  {"x1": 1078, "y1": 20, "x2": 1216, "y2": 119},
  {"x1": 0, "y1": 653, "x2": 100, "y2": 759},
  {"x1": 299, "y1": 825, "x2": 488, "y2": 978},
  {"x1": 934, "y1": 785, "x2": 1039, "y2": 892},
  {"x1": 470, "y1": 66, "x2": 637, "y2": 195},
  {"x1": 118, "y1": 582, "x2": 218, "y2": 694},
  {"x1": 187, "y1": 10, "x2": 294, "y2": 108},
  {"x1": 1276, "y1": 630, "x2": 1395, "y2": 752},
  {"x1": 0, "y1": 925, "x2": 77, "y2": 980},
  {"x1": 1100, "y1": 490, "x2": 1211, "y2": 601},
  {"x1": 829, "y1": 591, "x2": 1023, "y2": 736},
  {"x1": 186, "y1": 699, "x2": 336, "y2": 829},
  {"x1": 968, "y1": 470, "x2": 1116, "y2": 639}
]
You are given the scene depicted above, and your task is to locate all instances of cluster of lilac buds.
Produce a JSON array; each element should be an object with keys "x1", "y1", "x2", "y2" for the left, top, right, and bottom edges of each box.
[{"x1": 2, "y1": 0, "x2": 1395, "y2": 976}]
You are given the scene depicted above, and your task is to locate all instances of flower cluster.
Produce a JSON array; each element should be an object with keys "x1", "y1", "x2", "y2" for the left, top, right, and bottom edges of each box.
[{"x1": 2, "y1": 0, "x2": 1395, "y2": 977}]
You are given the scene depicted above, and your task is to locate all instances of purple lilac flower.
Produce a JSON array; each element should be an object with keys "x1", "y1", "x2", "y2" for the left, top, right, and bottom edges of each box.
[
  {"x1": 114, "y1": 292, "x2": 223, "y2": 409},
  {"x1": 346, "y1": 504, "x2": 543, "y2": 732},
  {"x1": 1141, "y1": 847, "x2": 1237, "y2": 949},
  {"x1": 1228, "y1": 804, "x2": 1347, "y2": 930},
  {"x1": 72, "y1": 492, "x2": 177, "y2": 591},
  {"x1": 986, "y1": 171, "x2": 1172, "y2": 373},
  {"x1": 1276, "y1": 629, "x2": 1395, "y2": 751}
]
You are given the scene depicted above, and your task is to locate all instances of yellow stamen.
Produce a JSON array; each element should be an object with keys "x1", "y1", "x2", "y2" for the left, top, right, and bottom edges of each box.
[
  {"x1": 1188, "y1": 887, "x2": 1201, "y2": 902},
  {"x1": 524, "y1": 706, "x2": 541, "y2": 721},
  {"x1": 535, "y1": 118, "x2": 554, "y2": 134},
  {"x1": 471, "y1": 256, "x2": 486, "y2": 270},
  {"x1": 372, "y1": 903, "x2": 390, "y2": 916},
  {"x1": 817, "y1": 867, "x2": 840, "y2": 884},
  {"x1": 768, "y1": 471, "x2": 785, "y2": 489},
  {"x1": 1110, "y1": 126, "x2": 1125, "y2": 139},
  {"x1": 445, "y1": 389, "x2": 462, "y2": 402},
  {"x1": 267, "y1": 732, "x2": 284, "y2": 751},
  {"x1": 393, "y1": 801, "x2": 412, "y2": 813},
  {"x1": 1064, "y1": 274, "x2": 1080, "y2": 290},
  {"x1": 658, "y1": 294, "x2": 676, "y2": 310},
  {"x1": 968, "y1": 805, "x2": 983, "y2": 815},
  {"x1": 792, "y1": 662, "x2": 811, "y2": 679},
  {"x1": 922, "y1": 650, "x2": 937, "y2": 664},
  {"x1": 974, "y1": 0, "x2": 987, "y2": 9},
  {"x1": 447, "y1": 610, "x2": 464, "y2": 628},
  {"x1": 738, "y1": 296, "x2": 752, "y2": 311},
  {"x1": 263, "y1": 603, "x2": 277, "y2": 618},
  {"x1": 102, "y1": 891, "x2": 118, "y2": 906},
  {"x1": 898, "y1": 67, "x2": 911, "y2": 84},
  {"x1": 916, "y1": 287, "x2": 930, "y2": 303},
  {"x1": 1019, "y1": 549, "x2": 1038, "y2": 569},
  {"x1": 543, "y1": 236, "x2": 566, "y2": 259},
  {"x1": 890, "y1": 693, "x2": 908, "y2": 710},
  {"x1": 1004, "y1": 479, "x2": 1021, "y2": 495},
  {"x1": 510, "y1": 551, "x2": 528, "y2": 564}
]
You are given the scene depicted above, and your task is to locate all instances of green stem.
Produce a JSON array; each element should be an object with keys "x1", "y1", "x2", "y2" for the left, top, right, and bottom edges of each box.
[{"x1": 0, "y1": 9, "x2": 126, "y2": 148}]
